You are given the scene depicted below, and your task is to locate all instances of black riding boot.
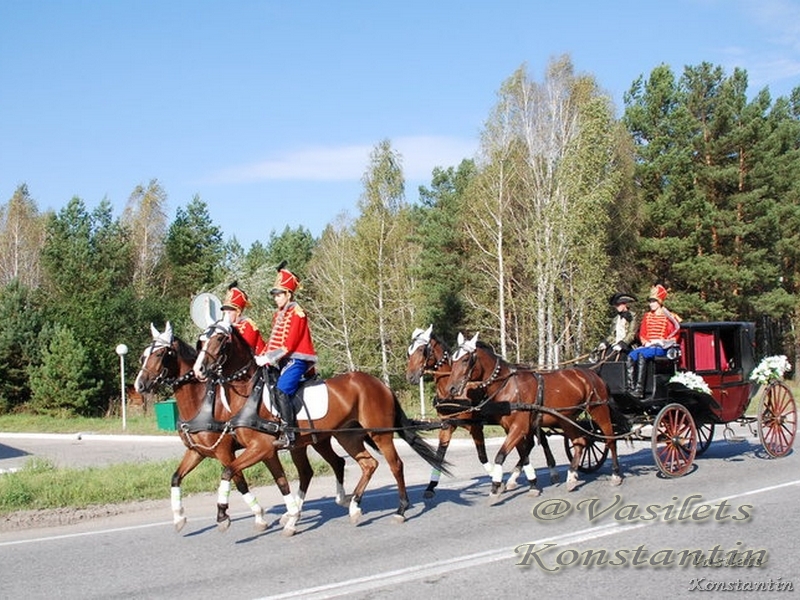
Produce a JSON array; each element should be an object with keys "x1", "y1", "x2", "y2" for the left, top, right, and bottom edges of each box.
[
  {"x1": 625, "y1": 356, "x2": 636, "y2": 393},
  {"x1": 274, "y1": 390, "x2": 297, "y2": 449},
  {"x1": 630, "y1": 355, "x2": 647, "y2": 398}
]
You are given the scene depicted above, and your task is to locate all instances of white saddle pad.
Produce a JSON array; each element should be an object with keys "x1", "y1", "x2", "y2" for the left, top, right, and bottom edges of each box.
[{"x1": 262, "y1": 382, "x2": 329, "y2": 421}]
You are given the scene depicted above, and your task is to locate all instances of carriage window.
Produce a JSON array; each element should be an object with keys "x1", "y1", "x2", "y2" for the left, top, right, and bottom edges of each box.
[{"x1": 718, "y1": 330, "x2": 735, "y2": 372}]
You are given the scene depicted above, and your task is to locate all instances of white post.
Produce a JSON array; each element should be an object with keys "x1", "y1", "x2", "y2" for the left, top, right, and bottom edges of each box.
[
  {"x1": 418, "y1": 377, "x2": 425, "y2": 419},
  {"x1": 116, "y1": 344, "x2": 129, "y2": 431}
]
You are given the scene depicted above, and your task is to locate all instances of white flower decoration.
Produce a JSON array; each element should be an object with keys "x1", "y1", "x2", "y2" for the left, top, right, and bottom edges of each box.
[
  {"x1": 670, "y1": 370, "x2": 712, "y2": 395},
  {"x1": 750, "y1": 355, "x2": 791, "y2": 385}
]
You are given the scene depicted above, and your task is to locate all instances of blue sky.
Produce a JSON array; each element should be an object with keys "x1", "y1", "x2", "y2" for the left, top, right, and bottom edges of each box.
[{"x1": 2, "y1": 1, "x2": 799, "y2": 248}]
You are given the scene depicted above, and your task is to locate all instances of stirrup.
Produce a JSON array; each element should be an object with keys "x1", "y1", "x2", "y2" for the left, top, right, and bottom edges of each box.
[
  {"x1": 273, "y1": 426, "x2": 296, "y2": 449},
  {"x1": 273, "y1": 434, "x2": 294, "y2": 449}
]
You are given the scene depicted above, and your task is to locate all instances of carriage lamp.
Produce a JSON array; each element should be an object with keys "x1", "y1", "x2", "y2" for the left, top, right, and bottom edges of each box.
[{"x1": 116, "y1": 344, "x2": 129, "y2": 431}]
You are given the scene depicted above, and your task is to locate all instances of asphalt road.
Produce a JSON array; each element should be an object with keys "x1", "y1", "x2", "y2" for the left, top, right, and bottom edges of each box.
[
  {"x1": 0, "y1": 432, "x2": 186, "y2": 473},
  {"x1": 1, "y1": 425, "x2": 799, "y2": 599}
]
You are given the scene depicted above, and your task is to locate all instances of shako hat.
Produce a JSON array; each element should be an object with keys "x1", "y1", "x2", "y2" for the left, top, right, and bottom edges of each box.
[{"x1": 221, "y1": 282, "x2": 250, "y2": 311}]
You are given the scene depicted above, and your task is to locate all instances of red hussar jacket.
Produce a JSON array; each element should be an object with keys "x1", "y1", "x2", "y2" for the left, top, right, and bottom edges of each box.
[
  {"x1": 233, "y1": 317, "x2": 267, "y2": 355},
  {"x1": 638, "y1": 308, "x2": 680, "y2": 346},
  {"x1": 263, "y1": 302, "x2": 317, "y2": 365}
]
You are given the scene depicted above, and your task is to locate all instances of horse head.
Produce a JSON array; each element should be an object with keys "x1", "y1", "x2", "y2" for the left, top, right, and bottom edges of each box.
[
  {"x1": 135, "y1": 322, "x2": 178, "y2": 393},
  {"x1": 446, "y1": 332, "x2": 482, "y2": 397},
  {"x1": 193, "y1": 318, "x2": 253, "y2": 382},
  {"x1": 406, "y1": 324, "x2": 434, "y2": 384}
]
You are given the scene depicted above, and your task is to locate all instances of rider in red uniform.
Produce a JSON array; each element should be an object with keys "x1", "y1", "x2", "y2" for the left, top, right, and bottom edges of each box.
[
  {"x1": 221, "y1": 283, "x2": 266, "y2": 355},
  {"x1": 255, "y1": 268, "x2": 317, "y2": 448}
]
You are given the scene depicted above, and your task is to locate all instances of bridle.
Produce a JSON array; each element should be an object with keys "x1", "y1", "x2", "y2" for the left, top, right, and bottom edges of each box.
[
  {"x1": 450, "y1": 345, "x2": 503, "y2": 396},
  {"x1": 196, "y1": 322, "x2": 255, "y2": 386},
  {"x1": 408, "y1": 335, "x2": 451, "y2": 379},
  {"x1": 139, "y1": 341, "x2": 196, "y2": 390},
  {"x1": 197, "y1": 322, "x2": 232, "y2": 377}
]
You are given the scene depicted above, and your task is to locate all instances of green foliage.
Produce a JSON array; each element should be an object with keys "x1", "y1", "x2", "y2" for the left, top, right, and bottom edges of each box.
[
  {"x1": 623, "y1": 62, "x2": 800, "y2": 340},
  {"x1": 264, "y1": 226, "x2": 316, "y2": 279},
  {"x1": 27, "y1": 324, "x2": 102, "y2": 416},
  {"x1": 412, "y1": 161, "x2": 475, "y2": 343},
  {"x1": 163, "y1": 195, "x2": 224, "y2": 297},
  {"x1": 0, "y1": 280, "x2": 44, "y2": 412}
]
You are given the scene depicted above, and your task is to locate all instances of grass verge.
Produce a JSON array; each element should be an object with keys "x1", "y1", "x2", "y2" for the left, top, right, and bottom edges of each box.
[{"x1": 0, "y1": 454, "x2": 329, "y2": 516}]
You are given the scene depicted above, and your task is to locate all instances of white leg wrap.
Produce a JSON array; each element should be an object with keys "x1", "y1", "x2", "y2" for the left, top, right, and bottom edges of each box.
[
  {"x1": 429, "y1": 468, "x2": 441, "y2": 483},
  {"x1": 170, "y1": 486, "x2": 182, "y2": 512},
  {"x1": 349, "y1": 498, "x2": 361, "y2": 518},
  {"x1": 491, "y1": 463, "x2": 503, "y2": 483},
  {"x1": 523, "y1": 464, "x2": 537, "y2": 483},
  {"x1": 217, "y1": 479, "x2": 232, "y2": 506},
  {"x1": 567, "y1": 469, "x2": 579, "y2": 484},
  {"x1": 242, "y1": 492, "x2": 261, "y2": 514},
  {"x1": 482, "y1": 462, "x2": 493, "y2": 474},
  {"x1": 283, "y1": 493, "x2": 299, "y2": 516},
  {"x1": 335, "y1": 481, "x2": 346, "y2": 504}
]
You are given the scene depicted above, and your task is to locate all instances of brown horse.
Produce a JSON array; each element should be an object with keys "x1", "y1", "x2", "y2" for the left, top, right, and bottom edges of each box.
[
  {"x1": 192, "y1": 319, "x2": 448, "y2": 534},
  {"x1": 134, "y1": 322, "x2": 348, "y2": 532},
  {"x1": 445, "y1": 332, "x2": 623, "y2": 498},
  {"x1": 406, "y1": 326, "x2": 559, "y2": 499}
]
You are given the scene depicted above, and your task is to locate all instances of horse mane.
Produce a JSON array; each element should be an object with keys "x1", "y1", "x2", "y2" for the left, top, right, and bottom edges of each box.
[
  {"x1": 174, "y1": 336, "x2": 198, "y2": 362},
  {"x1": 474, "y1": 340, "x2": 518, "y2": 370},
  {"x1": 429, "y1": 333, "x2": 451, "y2": 353},
  {"x1": 229, "y1": 324, "x2": 255, "y2": 356}
]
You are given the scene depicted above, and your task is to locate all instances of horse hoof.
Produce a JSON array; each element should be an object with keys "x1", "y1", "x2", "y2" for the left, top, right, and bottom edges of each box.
[
  {"x1": 423, "y1": 489, "x2": 435, "y2": 500},
  {"x1": 173, "y1": 516, "x2": 187, "y2": 532},
  {"x1": 550, "y1": 470, "x2": 561, "y2": 484},
  {"x1": 336, "y1": 495, "x2": 352, "y2": 508},
  {"x1": 505, "y1": 480, "x2": 519, "y2": 492},
  {"x1": 610, "y1": 474, "x2": 624, "y2": 487},
  {"x1": 527, "y1": 486, "x2": 542, "y2": 497},
  {"x1": 281, "y1": 526, "x2": 296, "y2": 537},
  {"x1": 349, "y1": 510, "x2": 362, "y2": 525},
  {"x1": 566, "y1": 480, "x2": 580, "y2": 492},
  {"x1": 488, "y1": 492, "x2": 503, "y2": 506},
  {"x1": 392, "y1": 514, "x2": 406, "y2": 524},
  {"x1": 217, "y1": 518, "x2": 231, "y2": 532},
  {"x1": 254, "y1": 518, "x2": 270, "y2": 532}
]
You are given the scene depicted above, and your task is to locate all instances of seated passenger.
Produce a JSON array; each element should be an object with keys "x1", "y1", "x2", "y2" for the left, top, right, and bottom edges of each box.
[
  {"x1": 626, "y1": 284, "x2": 681, "y2": 398},
  {"x1": 595, "y1": 292, "x2": 638, "y2": 360}
]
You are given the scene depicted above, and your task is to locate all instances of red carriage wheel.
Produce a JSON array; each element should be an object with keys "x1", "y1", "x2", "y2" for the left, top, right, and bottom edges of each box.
[
  {"x1": 563, "y1": 418, "x2": 609, "y2": 473},
  {"x1": 652, "y1": 403, "x2": 697, "y2": 477},
  {"x1": 696, "y1": 422, "x2": 714, "y2": 455},
  {"x1": 757, "y1": 382, "x2": 797, "y2": 458}
]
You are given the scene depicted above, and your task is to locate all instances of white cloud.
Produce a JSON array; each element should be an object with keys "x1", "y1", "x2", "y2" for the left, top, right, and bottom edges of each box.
[
  {"x1": 206, "y1": 135, "x2": 478, "y2": 184},
  {"x1": 736, "y1": 0, "x2": 800, "y2": 89}
]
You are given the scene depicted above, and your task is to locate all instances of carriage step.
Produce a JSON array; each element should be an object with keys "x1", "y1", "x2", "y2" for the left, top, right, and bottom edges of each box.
[{"x1": 722, "y1": 426, "x2": 747, "y2": 443}]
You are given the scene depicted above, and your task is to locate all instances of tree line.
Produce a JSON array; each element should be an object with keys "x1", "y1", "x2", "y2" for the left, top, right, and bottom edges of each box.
[{"x1": 1, "y1": 56, "x2": 798, "y2": 416}]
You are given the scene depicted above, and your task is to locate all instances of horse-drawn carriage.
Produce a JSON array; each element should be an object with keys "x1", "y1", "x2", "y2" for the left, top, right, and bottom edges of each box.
[
  {"x1": 411, "y1": 320, "x2": 797, "y2": 499},
  {"x1": 573, "y1": 320, "x2": 797, "y2": 477}
]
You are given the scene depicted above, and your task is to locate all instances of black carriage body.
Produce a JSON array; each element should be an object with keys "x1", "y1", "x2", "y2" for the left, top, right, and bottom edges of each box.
[{"x1": 602, "y1": 321, "x2": 756, "y2": 424}]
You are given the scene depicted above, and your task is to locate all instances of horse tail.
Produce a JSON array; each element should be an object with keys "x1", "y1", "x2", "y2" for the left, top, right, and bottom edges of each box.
[{"x1": 393, "y1": 395, "x2": 452, "y2": 476}]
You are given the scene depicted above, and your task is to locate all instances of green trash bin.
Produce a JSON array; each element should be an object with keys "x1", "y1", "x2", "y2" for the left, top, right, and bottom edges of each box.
[{"x1": 154, "y1": 399, "x2": 178, "y2": 431}]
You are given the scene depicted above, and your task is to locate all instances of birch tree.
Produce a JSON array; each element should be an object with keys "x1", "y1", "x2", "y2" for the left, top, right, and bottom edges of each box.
[
  {"x1": 465, "y1": 57, "x2": 623, "y2": 365},
  {"x1": 122, "y1": 179, "x2": 168, "y2": 297},
  {"x1": 353, "y1": 140, "x2": 412, "y2": 384},
  {"x1": 0, "y1": 184, "x2": 47, "y2": 288}
]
